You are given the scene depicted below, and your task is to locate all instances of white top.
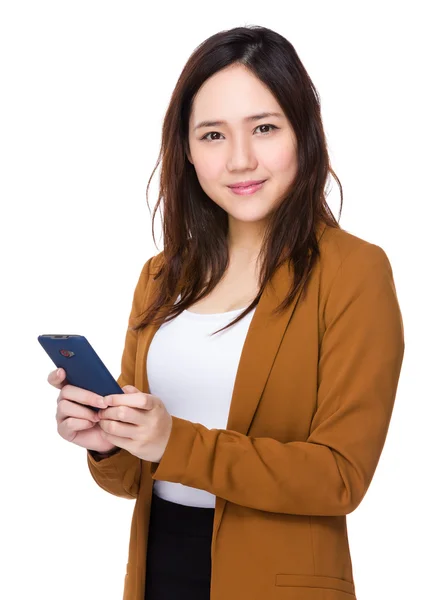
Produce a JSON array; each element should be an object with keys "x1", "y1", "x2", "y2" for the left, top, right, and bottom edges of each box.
[{"x1": 147, "y1": 294, "x2": 257, "y2": 507}]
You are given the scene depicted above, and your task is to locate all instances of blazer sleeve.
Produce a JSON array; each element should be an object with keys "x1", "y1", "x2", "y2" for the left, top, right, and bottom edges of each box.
[
  {"x1": 150, "y1": 243, "x2": 405, "y2": 516},
  {"x1": 86, "y1": 257, "x2": 154, "y2": 500}
]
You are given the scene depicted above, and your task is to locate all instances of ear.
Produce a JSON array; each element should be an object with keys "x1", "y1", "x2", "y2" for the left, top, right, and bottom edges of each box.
[{"x1": 185, "y1": 142, "x2": 193, "y2": 164}]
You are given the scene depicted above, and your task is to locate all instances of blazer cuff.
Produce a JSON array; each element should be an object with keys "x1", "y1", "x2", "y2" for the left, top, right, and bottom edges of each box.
[{"x1": 150, "y1": 416, "x2": 196, "y2": 480}]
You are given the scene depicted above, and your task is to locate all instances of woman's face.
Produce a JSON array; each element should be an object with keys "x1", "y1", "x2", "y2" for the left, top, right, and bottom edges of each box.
[{"x1": 187, "y1": 64, "x2": 298, "y2": 231}]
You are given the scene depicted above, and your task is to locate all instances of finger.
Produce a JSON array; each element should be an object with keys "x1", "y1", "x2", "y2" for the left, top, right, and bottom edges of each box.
[
  {"x1": 105, "y1": 392, "x2": 154, "y2": 410},
  {"x1": 48, "y1": 368, "x2": 67, "y2": 390},
  {"x1": 60, "y1": 384, "x2": 107, "y2": 410},
  {"x1": 100, "y1": 419, "x2": 138, "y2": 439},
  {"x1": 56, "y1": 398, "x2": 100, "y2": 424},
  {"x1": 98, "y1": 405, "x2": 145, "y2": 425},
  {"x1": 59, "y1": 417, "x2": 97, "y2": 437},
  {"x1": 99, "y1": 429, "x2": 129, "y2": 449},
  {"x1": 122, "y1": 385, "x2": 140, "y2": 394}
]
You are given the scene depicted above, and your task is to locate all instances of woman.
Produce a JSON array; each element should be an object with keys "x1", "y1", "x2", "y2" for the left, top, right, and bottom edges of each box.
[{"x1": 51, "y1": 25, "x2": 405, "y2": 600}]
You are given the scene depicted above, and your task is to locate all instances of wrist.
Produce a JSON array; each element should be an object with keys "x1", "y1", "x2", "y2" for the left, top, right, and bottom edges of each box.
[{"x1": 89, "y1": 446, "x2": 121, "y2": 461}]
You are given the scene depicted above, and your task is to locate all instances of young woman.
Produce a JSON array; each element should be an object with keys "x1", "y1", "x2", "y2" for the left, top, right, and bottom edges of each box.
[{"x1": 51, "y1": 25, "x2": 405, "y2": 600}]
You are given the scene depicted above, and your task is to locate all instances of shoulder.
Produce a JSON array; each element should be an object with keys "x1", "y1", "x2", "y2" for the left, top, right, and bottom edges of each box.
[
  {"x1": 141, "y1": 227, "x2": 394, "y2": 292},
  {"x1": 137, "y1": 251, "x2": 165, "y2": 280},
  {"x1": 148, "y1": 251, "x2": 166, "y2": 271},
  {"x1": 315, "y1": 225, "x2": 401, "y2": 331},
  {"x1": 317, "y1": 224, "x2": 394, "y2": 283},
  {"x1": 131, "y1": 251, "x2": 165, "y2": 303}
]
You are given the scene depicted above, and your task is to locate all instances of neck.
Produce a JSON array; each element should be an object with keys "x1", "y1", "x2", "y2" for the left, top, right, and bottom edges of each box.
[{"x1": 227, "y1": 218, "x2": 266, "y2": 263}]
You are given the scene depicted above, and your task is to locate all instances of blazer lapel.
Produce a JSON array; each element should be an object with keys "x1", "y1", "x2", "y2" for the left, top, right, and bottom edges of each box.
[
  {"x1": 225, "y1": 257, "x2": 305, "y2": 434},
  {"x1": 227, "y1": 220, "x2": 327, "y2": 433}
]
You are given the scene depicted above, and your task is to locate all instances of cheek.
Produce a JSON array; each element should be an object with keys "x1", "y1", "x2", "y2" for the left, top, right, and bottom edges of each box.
[
  {"x1": 264, "y1": 142, "x2": 297, "y2": 174},
  {"x1": 192, "y1": 149, "x2": 223, "y2": 183}
]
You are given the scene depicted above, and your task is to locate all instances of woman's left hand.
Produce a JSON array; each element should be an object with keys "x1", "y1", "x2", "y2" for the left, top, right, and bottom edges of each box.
[{"x1": 97, "y1": 385, "x2": 173, "y2": 463}]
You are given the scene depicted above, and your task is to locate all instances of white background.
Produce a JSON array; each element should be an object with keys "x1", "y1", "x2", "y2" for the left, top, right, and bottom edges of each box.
[{"x1": 1, "y1": 1, "x2": 445, "y2": 599}]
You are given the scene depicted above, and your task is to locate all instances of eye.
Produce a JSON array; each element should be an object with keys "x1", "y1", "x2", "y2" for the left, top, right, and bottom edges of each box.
[
  {"x1": 255, "y1": 124, "x2": 279, "y2": 135},
  {"x1": 200, "y1": 124, "x2": 279, "y2": 142}
]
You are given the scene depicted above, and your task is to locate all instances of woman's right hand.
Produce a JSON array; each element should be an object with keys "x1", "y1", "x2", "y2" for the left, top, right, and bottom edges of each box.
[{"x1": 50, "y1": 368, "x2": 118, "y2": 454}]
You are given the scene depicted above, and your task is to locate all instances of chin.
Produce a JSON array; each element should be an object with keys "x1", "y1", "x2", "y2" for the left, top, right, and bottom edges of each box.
[{"x1": 227, "y1": 209, "x2": 272, "y2": 222}]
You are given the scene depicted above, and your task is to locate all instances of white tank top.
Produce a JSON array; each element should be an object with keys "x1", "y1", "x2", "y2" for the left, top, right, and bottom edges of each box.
[{"x1": 147, "y1": 294, "x2": 257, "y2": 507}]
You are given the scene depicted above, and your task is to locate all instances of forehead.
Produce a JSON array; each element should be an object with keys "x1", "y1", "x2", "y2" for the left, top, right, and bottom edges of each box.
[{"x1": 189, "y1": 65, "x2": 281, "y2": 125}]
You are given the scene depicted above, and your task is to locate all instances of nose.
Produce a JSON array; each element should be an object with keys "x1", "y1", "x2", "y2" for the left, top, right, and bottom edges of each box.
[{"x1": 226, "y1": 135, "x2": 258, "y2": 171}]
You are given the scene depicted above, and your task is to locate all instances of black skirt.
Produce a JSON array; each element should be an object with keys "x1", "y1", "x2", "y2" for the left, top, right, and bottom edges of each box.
[{"x1": 145, "y1": 491, "x2": 215, "y2": 600}]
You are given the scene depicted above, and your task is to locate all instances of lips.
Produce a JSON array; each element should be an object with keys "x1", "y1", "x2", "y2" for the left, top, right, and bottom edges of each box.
[{"x1": 228, "y1": 179, "x2": 266, "y2": 189}]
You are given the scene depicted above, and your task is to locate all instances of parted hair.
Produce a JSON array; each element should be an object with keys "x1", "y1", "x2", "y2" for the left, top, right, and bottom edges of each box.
[{"x1": 134, "y1": 25, "x2": 343, "y2": 336}]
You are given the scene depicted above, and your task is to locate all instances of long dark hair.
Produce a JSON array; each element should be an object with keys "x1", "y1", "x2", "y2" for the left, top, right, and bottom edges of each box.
[{"x1": 134, "y1": 25, "x2": 342, "y2": 336}]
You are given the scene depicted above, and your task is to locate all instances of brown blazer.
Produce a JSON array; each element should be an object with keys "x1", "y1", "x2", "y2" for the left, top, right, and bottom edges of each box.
[{"x1": 87, "y1": 222, "x2": 405, "y2": 600}]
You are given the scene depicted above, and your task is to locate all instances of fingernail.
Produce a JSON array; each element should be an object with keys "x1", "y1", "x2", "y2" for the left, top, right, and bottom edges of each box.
[{"x1": 56, "y1": 368, "x2": 61, "y2": 378}]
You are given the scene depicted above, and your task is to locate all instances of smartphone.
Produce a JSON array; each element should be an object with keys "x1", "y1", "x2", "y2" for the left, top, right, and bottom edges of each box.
[{"x1": 38, "y1": 334, "x2": 123, "y2": 412}]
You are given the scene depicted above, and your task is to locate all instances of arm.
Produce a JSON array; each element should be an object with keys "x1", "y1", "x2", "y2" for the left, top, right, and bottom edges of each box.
[
  {"x1": 87, "y1": 257, "x2": 154, "y2": 499},
  {"x1": 150, "y1": 243, "x2": 405, "y2": 516},
  {"x1": 88, "y1": 447, "x2": 121, "y2": 462}
]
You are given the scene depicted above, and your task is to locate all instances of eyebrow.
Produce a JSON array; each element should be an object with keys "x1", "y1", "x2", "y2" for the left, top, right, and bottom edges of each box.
[{"x1": 193, "y1": 111, "x2": 284, "y2": 131}]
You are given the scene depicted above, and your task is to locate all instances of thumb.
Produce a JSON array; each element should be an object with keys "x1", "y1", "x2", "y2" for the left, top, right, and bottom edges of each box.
[{"x1": 122, "y1": 385, "x2": 140, "y2": 394}]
